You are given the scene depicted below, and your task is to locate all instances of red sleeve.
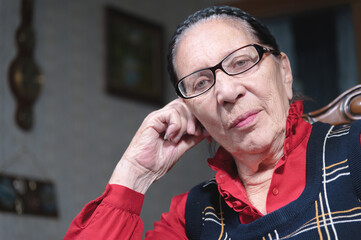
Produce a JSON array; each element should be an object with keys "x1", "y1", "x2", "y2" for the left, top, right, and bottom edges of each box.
[
  {"x1": 64, "y1": 184, "x2": 144, "y2": 240},
  {"x1": 64, "y1": 184, "x2": 189, "y2": 240},
  {"x1": 145, "y1": 192, "x2": 188, "y2": 239}
]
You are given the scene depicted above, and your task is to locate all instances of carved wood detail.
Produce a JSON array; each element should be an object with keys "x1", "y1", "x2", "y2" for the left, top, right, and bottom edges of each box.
[{"x1": 302, "y1": 84, "x2": 361, "y2": 125}]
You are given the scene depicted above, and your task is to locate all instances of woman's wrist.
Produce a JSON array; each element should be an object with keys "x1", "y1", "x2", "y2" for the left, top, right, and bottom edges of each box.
[{"x1": 108, "y1": 159, "x2": 157, "y2": 194}]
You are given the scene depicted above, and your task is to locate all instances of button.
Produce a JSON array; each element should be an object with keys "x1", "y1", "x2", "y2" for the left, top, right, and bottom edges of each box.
[
  {"x1": 272, "y1": 187, "x2": 279, "y2": 196},
  {"x1": 285, "y1": 143, "x2": 290, "y2": 151}
]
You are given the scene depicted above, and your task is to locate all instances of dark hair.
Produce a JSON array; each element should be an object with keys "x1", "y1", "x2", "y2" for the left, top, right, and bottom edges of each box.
[{"x1": 167, "y1": 5, "x2": 280, "y2": 86}]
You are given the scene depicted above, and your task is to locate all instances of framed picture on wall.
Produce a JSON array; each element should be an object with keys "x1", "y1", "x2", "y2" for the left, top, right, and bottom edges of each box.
[{"x1": 105, "y1": 6, "x2": 164, "y2": 105}]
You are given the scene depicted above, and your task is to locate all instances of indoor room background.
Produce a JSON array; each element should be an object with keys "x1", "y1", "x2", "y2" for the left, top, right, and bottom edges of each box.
[{"x1": 0, "y1": 0, "x2": 359, "y2": 239}]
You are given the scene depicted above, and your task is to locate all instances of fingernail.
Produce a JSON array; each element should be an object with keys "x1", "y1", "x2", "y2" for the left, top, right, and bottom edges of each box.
[{"x1": 164, "y1": 132, "x2": 174, "y2": 141}]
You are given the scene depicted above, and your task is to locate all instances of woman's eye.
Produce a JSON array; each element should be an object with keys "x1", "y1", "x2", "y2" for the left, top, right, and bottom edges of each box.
[
  {"x1": 235, "y1": 60, "x2": 247, "y2": 67},
  {"x1": 194, "y1": 78, "x2": 211, "y2": 90},
  {"x1": 227, "y1": 54, "x2": 255, "y2": 71},
  {"x1": 232, "y1": 58, "x2": 251, "y2": 68}
]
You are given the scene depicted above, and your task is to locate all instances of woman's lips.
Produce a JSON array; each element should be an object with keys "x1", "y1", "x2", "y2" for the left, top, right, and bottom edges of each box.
[{"x1": 230, "y1": 111, "x2": 259, "y2": 129}]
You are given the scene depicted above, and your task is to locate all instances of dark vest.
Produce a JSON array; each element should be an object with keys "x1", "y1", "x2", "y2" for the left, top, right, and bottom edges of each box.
[{"x1": 185, "y1": 121, "x2": 361, "y2": 240}]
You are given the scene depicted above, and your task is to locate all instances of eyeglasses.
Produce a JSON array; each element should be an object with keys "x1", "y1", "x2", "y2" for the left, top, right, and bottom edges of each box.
[{"x1": 175, "y1": 44, "x2": 280, "y2": 99}]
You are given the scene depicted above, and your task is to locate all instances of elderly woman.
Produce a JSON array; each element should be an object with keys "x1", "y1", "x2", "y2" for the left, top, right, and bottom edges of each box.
[{"x1": 65, "y1": 6, "x2": 361, "y2": 240}]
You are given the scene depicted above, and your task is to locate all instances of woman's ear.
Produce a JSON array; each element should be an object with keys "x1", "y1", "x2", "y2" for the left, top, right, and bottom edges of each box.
[{"x1": 280, "y1": 52, "x2": 293, "y2": 100}]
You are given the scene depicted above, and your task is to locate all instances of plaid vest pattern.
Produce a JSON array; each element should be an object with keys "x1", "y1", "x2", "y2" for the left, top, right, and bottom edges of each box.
[{"x1": 185, "y1": 121, "x2": 361, "y2": 240}]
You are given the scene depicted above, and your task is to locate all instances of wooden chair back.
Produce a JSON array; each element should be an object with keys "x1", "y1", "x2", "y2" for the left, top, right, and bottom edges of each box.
[{"x1": 302, "y1": 84, "x2": 361, "y2": 125}]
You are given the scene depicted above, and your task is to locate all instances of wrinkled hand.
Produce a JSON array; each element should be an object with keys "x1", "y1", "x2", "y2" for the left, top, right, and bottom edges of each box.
[{"x1": 109, "y1": 99, "x2": 209, "y2": 194}]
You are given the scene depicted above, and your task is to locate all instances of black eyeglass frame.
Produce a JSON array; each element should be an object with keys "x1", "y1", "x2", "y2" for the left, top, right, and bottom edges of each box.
[{"x1": 175, "y1": 44, "x2": 281, "y2": 99}]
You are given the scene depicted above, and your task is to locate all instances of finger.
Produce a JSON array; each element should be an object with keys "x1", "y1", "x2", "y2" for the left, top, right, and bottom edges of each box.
[
  {"x1": 186, "y1": 112, "x2": 197, "y2": 136},
  {"x1": 154, "y1": 99, "x2": 195, "y2": 143},
  {"x1": 148, "y1": 101, "x2": 184, "y2": 140},
  {"x1": 163, "y1": 109, "x2": 185, "y2": 142},
  {"x1": 173, "y1": 99, "x2": 198, "y2": 137},
  {"x1": 169, "y1": 114, "x2": 188, "y2": 143},
  {"x1": 174, "y1": 133, "x2": 206, "y2": 155},
  {"x1": 164, "y1": 102, "x2": 191, "y2": 143}
]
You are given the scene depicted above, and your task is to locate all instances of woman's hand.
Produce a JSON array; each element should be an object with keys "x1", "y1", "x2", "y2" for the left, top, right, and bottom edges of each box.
[{"x1": 109, "y1": 98, "x2": 209, "y2": 194}]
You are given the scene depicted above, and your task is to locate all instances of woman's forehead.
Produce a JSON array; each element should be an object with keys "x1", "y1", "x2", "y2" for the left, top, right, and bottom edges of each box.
[
  {"x1": 179, "y1": 18, "x2": 253, "y2": 50},
  {"x1": 174, "y1": 19, "x2": 256, "y2": 75}
]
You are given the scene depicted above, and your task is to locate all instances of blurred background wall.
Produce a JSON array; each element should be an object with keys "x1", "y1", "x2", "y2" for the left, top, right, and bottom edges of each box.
[
  {"x1": 0, "y1": 0, "x2": 359, "y2": 239},
  {"x1": 0, "y1": 0, "x2": 228, "y2": 238}
]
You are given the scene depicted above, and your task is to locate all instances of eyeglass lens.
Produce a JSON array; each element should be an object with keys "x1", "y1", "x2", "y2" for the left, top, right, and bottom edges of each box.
[{"x1": 178, "y1": 45, "x2": 261, "y2": 98}]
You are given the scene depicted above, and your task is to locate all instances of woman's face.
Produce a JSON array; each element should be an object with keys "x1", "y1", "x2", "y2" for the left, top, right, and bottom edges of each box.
[{"x1": 174, "y1": 19, "x2": 293, "y2": 157}]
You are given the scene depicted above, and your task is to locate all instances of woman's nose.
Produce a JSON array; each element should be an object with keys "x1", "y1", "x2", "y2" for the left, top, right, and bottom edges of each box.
[{"x1": 215, "y1": 71, "x2": 245, "y2": 105}]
